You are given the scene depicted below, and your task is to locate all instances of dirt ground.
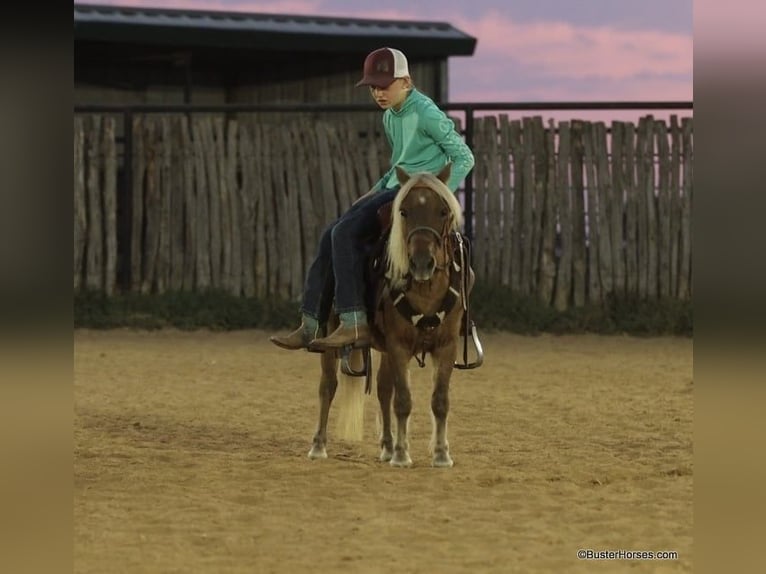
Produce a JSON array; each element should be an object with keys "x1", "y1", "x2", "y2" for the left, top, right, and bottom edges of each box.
[{"x1": 74, "y1": 329, "x2": 693, "y2": 573}]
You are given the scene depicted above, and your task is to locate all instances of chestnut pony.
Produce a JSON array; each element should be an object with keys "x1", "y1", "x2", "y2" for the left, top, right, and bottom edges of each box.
[{"x1": 308, "y1": 164, "x2": 475, "y2": 468}]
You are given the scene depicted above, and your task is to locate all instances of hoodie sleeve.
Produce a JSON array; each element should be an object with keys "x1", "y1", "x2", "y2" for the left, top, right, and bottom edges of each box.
[{"x1": 420, "y1": 104, "x2": 475, "y2": 192}]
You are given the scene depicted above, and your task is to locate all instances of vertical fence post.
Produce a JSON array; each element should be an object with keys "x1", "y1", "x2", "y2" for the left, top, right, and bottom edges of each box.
[
  {"x1": 123, "y1": 109, "x2": 133, "y2": 290},
  {"x1": 464, "y1": 106, "x2": 475, "y2": 240}
]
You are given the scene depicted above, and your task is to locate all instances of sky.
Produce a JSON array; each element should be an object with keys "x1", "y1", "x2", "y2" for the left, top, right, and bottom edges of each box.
[{"x1": 77, "y1": 0, "x2": 693, "y2": 120}]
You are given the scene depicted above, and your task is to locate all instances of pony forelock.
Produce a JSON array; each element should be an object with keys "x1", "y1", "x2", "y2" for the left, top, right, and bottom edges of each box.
[{"x1": 386, "y1": 173, "x2": 463, "y2": 287}]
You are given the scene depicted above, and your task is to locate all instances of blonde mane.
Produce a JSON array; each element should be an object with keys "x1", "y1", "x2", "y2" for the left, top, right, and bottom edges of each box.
[{"x1": 386, "y1": 172, "x2": 463, "y2": 288}]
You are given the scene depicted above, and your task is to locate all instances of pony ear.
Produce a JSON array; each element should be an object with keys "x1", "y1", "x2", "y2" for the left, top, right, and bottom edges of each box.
[
  {"x1": 436, "y1": 162, "x2": 452, "y2": 184},
  {"x1": 395, "y1": 166, "x2": 411, "y2": 185}
]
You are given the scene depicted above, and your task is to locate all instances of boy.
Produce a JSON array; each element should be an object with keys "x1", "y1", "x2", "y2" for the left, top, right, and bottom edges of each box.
[{"x1": 271, "y1": 47, "x2": 474, "y2": 350}]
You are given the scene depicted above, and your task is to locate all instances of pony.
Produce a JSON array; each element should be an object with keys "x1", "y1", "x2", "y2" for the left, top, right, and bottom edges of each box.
[{"x1": 308, "y1": 163, "x2": 480, "y2": 468}]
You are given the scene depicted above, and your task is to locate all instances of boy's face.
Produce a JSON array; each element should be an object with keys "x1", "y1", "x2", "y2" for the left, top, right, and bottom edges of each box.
[{"x1": 369, "y1": 78, "x2": 411, "y2": 111}]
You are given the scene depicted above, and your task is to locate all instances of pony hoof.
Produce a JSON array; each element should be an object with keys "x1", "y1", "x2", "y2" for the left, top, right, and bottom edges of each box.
[
  {"x1": 390, "y1": 452, "x2": 412, "y2": 468},
  {"x1": 379, "y1": 448, "x2": 393, "y2": 462},
  {"x1": 432, "y1": 453, "x2": 454, "y2": 468},
  {"x1": 308, "y1": 445, "x2": 328, "y2": 460}
]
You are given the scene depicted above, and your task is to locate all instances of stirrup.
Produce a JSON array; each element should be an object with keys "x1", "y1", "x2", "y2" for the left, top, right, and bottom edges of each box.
[
  {"x1": 339, "y1": 345, "x2": 373, "y2": 395},
  {"x1": 454, "y1": 319, "x2": 484, "y2": 370}
]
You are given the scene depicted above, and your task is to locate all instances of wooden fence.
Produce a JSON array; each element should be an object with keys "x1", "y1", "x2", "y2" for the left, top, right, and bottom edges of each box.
[
  {"x1": 73, "y1": 113, "x2": 692, "y2": 309},
  {"x1": 471, "y1": 114, "x2": 693, "y2": 309}
]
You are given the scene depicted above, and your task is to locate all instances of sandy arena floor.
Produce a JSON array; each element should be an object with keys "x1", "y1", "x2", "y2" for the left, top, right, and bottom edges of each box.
[{"x1": 74, "y1": 329, "x2": 693, "y2": 573}]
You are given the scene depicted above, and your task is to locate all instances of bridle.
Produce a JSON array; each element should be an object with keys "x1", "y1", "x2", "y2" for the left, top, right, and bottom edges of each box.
[{"x1": 403, "y1": 210, "x2": 454, "y2": 273}]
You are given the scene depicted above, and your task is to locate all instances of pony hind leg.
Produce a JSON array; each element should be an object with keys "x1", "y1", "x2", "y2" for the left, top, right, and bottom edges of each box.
[
  {"x1": 430, "y1": 343, "x2": 457, "y2": 468},
  {"x1": 308, "y1": 349, "x2": 339, "y2": 459},
  {"x1": 376, "y1": 353, "x2": 394, "y2": 462}
]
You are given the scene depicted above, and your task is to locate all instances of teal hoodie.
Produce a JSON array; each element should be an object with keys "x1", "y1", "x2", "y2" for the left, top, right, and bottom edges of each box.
[{"x1": 372, "y1": 88, "x2": 475, "y2": 193}]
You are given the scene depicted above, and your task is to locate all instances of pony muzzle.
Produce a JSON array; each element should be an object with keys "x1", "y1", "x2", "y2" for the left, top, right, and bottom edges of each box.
[
  {"x1": 409, "y1": 252, "x2": 436, "y2": 281},
  {"x1": 407, "y1": 228, "x2": 440, "y2": 281}
]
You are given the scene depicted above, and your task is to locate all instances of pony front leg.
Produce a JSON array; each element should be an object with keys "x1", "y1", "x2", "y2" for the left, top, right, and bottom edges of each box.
[
  {"x1": 389, "y1": 346, "x2": 413, "y2": 467},
  {"x1": 308, "y1": 350, "x2": 338, "y2": 459},
  {"x1": 376, "y1": 353, "x2": 394, "y2": 462},
  {"x1": 430, "y1": 341, "x2": 457, "y2": 468}
]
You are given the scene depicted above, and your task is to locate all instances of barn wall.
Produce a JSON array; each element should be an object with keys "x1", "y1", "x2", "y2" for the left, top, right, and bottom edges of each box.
[{"x1": 76, "y1": 54, "x2": 444, "y2": 142}]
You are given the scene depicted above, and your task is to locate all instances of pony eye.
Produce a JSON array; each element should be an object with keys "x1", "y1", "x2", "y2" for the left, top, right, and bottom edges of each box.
[
  {"x1": 441, "y1": 208, "x2": 449, "y2": 217},
  {"x1": 400, "y1": 209, "x2": 408, "y2": 218}
]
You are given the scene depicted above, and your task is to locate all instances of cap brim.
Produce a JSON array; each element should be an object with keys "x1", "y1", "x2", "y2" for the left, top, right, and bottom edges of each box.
[{"x1": 355, "y1": 74, "x2": 396, "y2": 88}]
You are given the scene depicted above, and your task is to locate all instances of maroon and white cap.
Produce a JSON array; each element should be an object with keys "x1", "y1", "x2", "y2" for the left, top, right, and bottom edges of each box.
[{"x1": 355, "y1": 47, "x2": 410, "y2": 88}]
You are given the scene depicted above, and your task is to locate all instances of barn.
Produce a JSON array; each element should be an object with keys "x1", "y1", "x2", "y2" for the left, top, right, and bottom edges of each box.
[{"x1": 74, "y1": 3, "x2": 478, "y2": 106}]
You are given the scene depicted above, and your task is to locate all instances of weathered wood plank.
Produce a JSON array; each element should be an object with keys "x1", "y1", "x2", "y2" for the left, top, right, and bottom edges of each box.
[
  {"x1": 253, "y1": 122, "x2": 269, "y2": 298},
  {"x1": 226, "y1": 119, "x2": 243, "y2": 296},
  {"x1": 366, "y1": 136, "x2": 381, "y2": 191},
  {"x1": 529, "y1": 116, "x2": 546, "y2": 295},
  {"x1": 74, "y1": 116, "x2": 87, "y2": 291},
  {"x1": 643, "y1": 116, "x2": 658, "y2": 300},
  {"x1": 214, "y1": 117, "x2": 232, "y2": 293},
  {"x1": 332, "y1": 123, "x2": 355, "y2": 216},
  {"x1": 655, "y1": 119, "x2": 672, "y2": 298},
  {"x1": 102, "y1": 116, "x2": 118, "y2": 296},
  {"x1": 85, "y1": 116, "x2": 104, "y2": 291},
  {"x1": 316, "y1": 122, "x2": 339, "y2": 226},
  {"x1": 554, "y1": 121, "x2": 572, "y2": 311},
  {"x1": 191, "y1": 116, "x2": 211, "y2": 290},
  {"x1": 593, "y1": 121, "x2": 614, "y2": 297},
  {"x1": 169, "y1": 117, "x2": 185, "y2": 292},
  {"x1": 130, "y1": 115, "x2": 146, "y2": 293},
  {"x1": 179, "y1": 115, "x2": 197, "y2": 291},
  {"x1": 582, "y1": 122, "x2": 601, "y2": 304},
  {"x1": 609, "y1": 121, "x2": 626, "y2": 298},
  {"x1": 623, "y1": 121, "x2": 639, "y2": 298},
  {"x1": 269, "y1": 123, "x2": 290, "y2": 299},
  {"x1": 202, "y1": 116, "x2": 222, "y2": 289},
  {"x1": 281, "y1": 124, "x2": 304, "y2": 299},
  {"x1": 537, "y1": 119, "x2": 557, "y2": 304},
  {"x1": 499, "y1": 115, "x2": 513, "y2": 287},
  {"x1": 472, "y1": 118, "x2": 488, "y2": 280},
  {"x1": 237, "y1": 122, "x2": 256, "y2": 297},
  {"x1": 345, "y1": 118, "x2": 371, "y2": 199},
  {"x1": 293, "y1": 120, "x2": 320, "y2": 289},
  {"x1": 635, "y1": 116, "x2": 649, "y2": 299},
  {"x1": 509, "y1": 120, "x2": 524, "y2": 293},
  {"x1": 678, "y1": 118, "x2": 693, "y2": 300},
  {"x1": 520, "y1": 117, "x2": 535, "y2": 296},
  {"x1": 669, "y1": 115, "x2": 682, "y2": 298},
  {"x1": 485, "y1": 116, "x2": 502, "y2": 284},
  {"x1": 570, "y1": 121, "x2": 587, "y2": 307},
  {"x1": 141, "y1": 117, "x2": 161, "y2": 294},
  {"x1": 155, "y1": 116, "x2": 172, "y2": 293}
]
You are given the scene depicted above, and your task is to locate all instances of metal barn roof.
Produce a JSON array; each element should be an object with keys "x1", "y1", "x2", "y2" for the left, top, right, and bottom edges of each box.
[{"x1": 74, "y1": 4, "x2": 477, "y2": 57}]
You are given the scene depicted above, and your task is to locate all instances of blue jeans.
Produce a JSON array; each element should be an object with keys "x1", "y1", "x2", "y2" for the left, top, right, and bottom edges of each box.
[{"x1": 301, "y1": 187, "x2": 399, "y2": 322}]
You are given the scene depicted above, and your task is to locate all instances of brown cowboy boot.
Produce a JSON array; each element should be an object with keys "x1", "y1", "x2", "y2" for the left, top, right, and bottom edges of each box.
[
  {"x1": 269, "y1": 322, "x2": 319, "y2": 350},
  {"x1": 308, "y1": 322, "x2": 371, "y2": 351}
]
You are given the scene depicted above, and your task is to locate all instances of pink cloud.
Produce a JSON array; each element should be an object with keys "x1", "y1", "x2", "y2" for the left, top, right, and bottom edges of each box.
[
  {"x1": 450, "y1": 11, "x2": 692, "y2": 81},
  {"x1": 454, "y1": 76, "x2": 693, "y2": 104}
]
